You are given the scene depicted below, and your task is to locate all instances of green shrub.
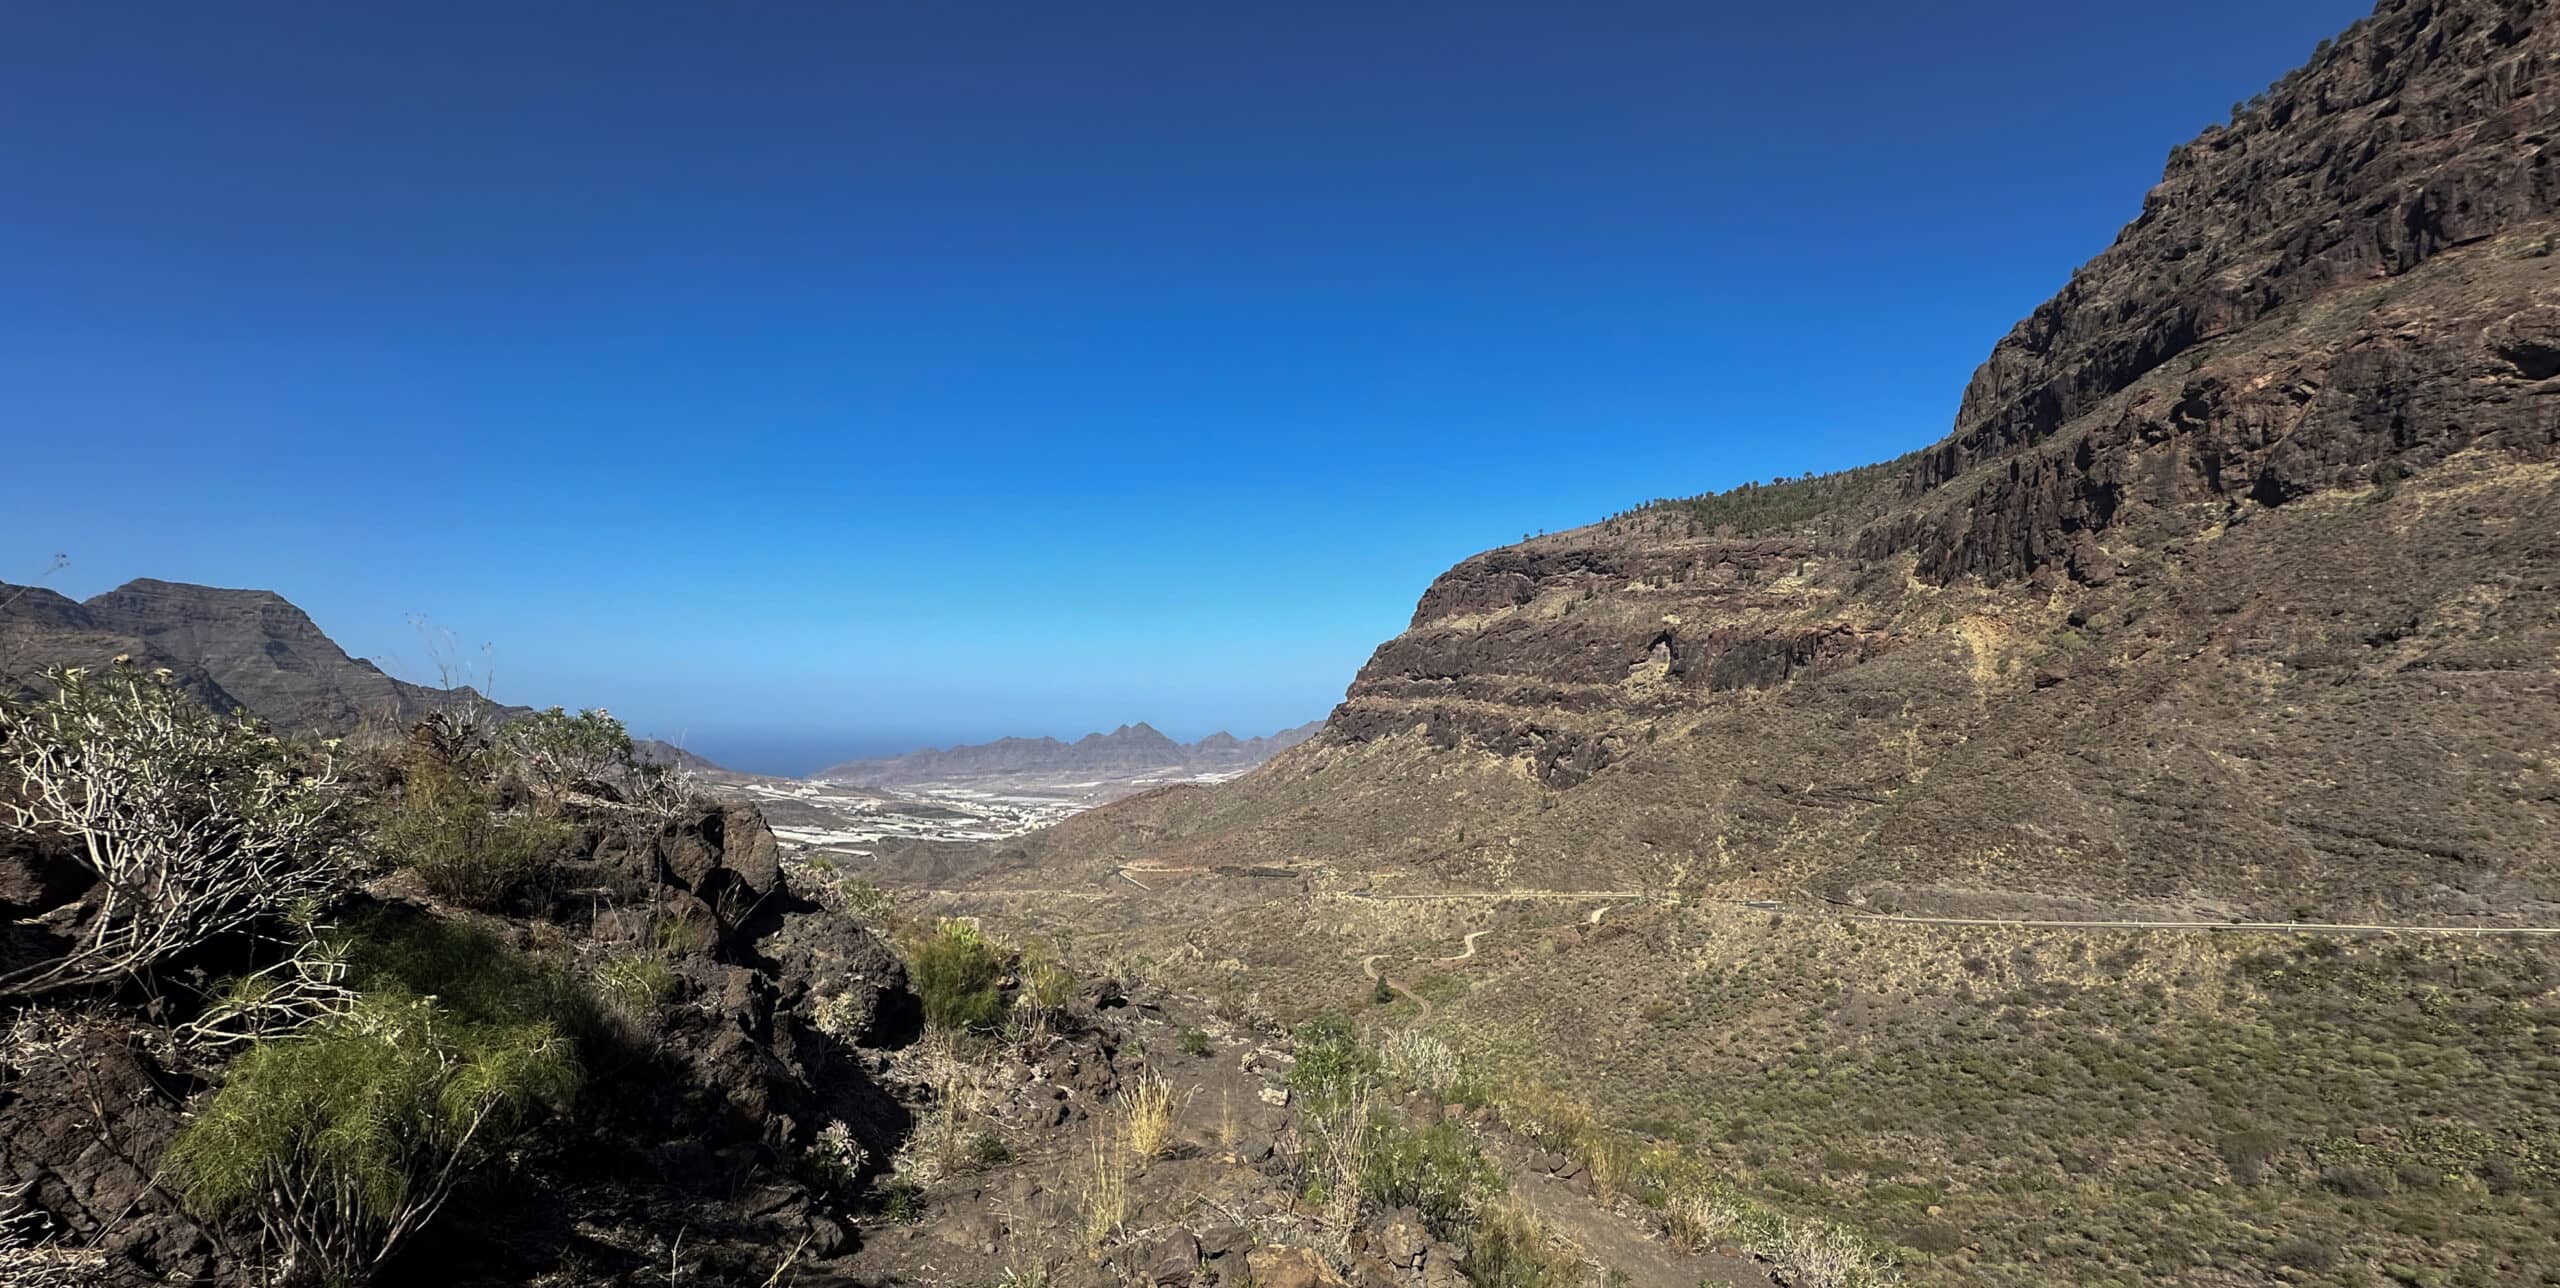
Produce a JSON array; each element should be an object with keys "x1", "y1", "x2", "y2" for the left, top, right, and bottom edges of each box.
[
  {"x1": 341, "y1": 912, "x2": 600, "y2": 1041},
  {"x1": 1359, "y1": 1114, "x2": 1497, "y2": 1231},
  {"x1": 909, "y1": 920, "x2": 1008, "y2": 1033},
  {"x1": 593, "y1": 953, "x2": 678, "y2": 1019},
  {"x1": 168, "y1": 992, "x2": 578, "y2": 1283},
  {"x1": 371, "y1": 759, "x2": 571, "y2": 910},
  {"x1": 495, "y1": 706, "x2": 671, "y2": 805},
  {"x1": 167, "y1": 914, "x2": 594, "y2": 1281},
  {"x1": 1289, "y1": 1014, "x2": 1372, "y2": 1109},
  {"x1": 1178, "y1": 1028, "x2": 1213, "y2": 1057}
]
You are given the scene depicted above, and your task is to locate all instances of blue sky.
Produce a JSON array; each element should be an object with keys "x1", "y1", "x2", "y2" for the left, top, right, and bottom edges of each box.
[{"x1": 1, "y1": 0, "x2": 2372, "y2": 775}]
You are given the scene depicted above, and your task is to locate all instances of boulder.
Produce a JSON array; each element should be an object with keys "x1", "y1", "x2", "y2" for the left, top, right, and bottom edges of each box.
[
  {"x1": 1247, "y1": 1246, "x2": 1338, "y2": 1288},
  {"x1": 1149, "y1": 1228, "x2": 1202, "y2": 1284}
]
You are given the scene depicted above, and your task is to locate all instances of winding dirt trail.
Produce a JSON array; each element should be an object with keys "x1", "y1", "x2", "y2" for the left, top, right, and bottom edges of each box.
[
  {"x1": 1358, "y1": 952, "x2": 1434, "y2": 1022},
  {"x1": 1435, "y1": 930, "x2": 1492, "y2": 963}
]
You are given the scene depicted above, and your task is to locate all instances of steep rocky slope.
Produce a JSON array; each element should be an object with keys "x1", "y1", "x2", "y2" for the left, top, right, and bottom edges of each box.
[{"x1": 995, "y1": 0, "x2": 2560, "y2": 925}]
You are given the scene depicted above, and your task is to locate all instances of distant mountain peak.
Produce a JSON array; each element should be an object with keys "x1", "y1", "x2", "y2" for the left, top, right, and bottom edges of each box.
[
  {"x1": 815, "y1": 719, "x2": 1320, "y2": 788},
  {"x1": 1, "y1": 576, "x2": 714, "y2": 771}
]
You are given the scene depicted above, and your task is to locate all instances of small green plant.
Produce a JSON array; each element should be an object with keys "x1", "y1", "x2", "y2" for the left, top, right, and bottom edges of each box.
[
  {"x1": 1358, "y1": 1114, "x2": 1497, "y2": 1230},
  {"x1": 873, "y1": 1178, "x2": 925, "y2": 1224},
  {"x1": 1178, "y1": 1028, "x2": 1213, "y2": 1057},
  {"x1": 372, "y1": 757, "x2": 570, "y2": 910},
  {"x1": 1012, "y1": 938, "x2": 1076, "y2": 1038},
  {"x1": 801, "y1": 1119, "x2": 869, "y2": 1196},
  {"x1": 966, "y1": 1131, "x2": 1014, "y2": 1169},
  {"x1": 593, "y1": 953, "x2": 678, "y2": 1018},
  {"x1": 166, "y1": 941, "x2": 583, "y2": 1288},
  {"x1": 909, "y1": 920, "x2": 1008, "y2": 1033}
]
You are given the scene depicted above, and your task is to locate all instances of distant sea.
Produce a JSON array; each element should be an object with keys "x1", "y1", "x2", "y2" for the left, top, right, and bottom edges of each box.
[{"x1": 661, "y1": 732, "x2": 937, "y2": 780}]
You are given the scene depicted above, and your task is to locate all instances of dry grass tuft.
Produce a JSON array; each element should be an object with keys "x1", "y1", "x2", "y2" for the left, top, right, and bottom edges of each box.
[
  {"x1": 1118, "y1": 1069, "x2": 1190, "y2": 1160},
  {"x1": 1078, "y1": 1133, "x2": 1127, "y2": 1254}
]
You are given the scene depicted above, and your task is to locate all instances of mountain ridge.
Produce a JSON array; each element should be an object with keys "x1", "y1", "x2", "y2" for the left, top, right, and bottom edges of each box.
[
  {"x1": 814, "y1": 718, "x2": 1322, "y2": 788},
  {"x1": 0, "y1": 577, "x2": 713, "y2": 768}
]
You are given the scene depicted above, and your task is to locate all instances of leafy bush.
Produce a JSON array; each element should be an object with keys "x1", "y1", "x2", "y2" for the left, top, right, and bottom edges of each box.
[
  {"x1": 1289, "y1": 1014, "x2": 1372, "y2": 1109},
  {"x1": 0, "y1": 662, "x2": 351, "y2": 998},
  {"x1": 909, "y1": 920, "x2": 1008, "y2": 1033},
  {"x1": 801, "y1": 1119, "x2": 869, "y2": 1196},
  {"x1": 495, "y1": 706, "x2": 668, "y2": 804}
]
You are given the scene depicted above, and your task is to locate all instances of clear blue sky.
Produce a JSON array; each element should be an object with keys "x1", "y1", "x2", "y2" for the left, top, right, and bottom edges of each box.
[{"x1": 1, "y1": 0, "x2": 2371, "y2": 775}]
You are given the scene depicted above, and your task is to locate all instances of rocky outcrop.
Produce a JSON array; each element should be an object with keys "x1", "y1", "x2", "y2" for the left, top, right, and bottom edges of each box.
[
  {"x1": 1931, "y1": 0, "x2": 2558, "y2": 490},
  {"x1": 1871, "y1": 0, "x2": 2560, "y2": 582},
  {"x1": 0, "y1": 796, "x2": 917, "y2": 1285}
]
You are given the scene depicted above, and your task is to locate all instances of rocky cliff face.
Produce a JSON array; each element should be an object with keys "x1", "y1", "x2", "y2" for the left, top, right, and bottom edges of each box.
[
  {"x1": 1028, "y1": 0, "x2": 2560, "y2": 922},
  {"x1": 1879, "y1": 0, "x2": 2560, "y2": 583}
]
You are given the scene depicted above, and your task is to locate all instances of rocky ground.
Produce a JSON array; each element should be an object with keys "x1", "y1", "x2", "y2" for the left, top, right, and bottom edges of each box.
[
  {"x1": 1, "y1": 795, "x2": 917, "y2": 1286},
  {"x1": 824, "y1": 967, "x2": 1779, "y2": 1288}
]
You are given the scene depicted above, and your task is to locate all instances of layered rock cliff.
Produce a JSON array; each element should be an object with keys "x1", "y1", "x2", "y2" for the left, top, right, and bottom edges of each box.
[{"x1": 1018, "y1": 0, "x2": 2560, "y2": 922}]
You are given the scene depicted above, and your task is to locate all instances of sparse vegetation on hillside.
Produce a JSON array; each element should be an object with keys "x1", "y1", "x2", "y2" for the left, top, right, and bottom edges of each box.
[
  {"x1": 1438, "y1": 910, "x2": 2560, "y2": 1287},
  {"x1": 1616, "y1": 451, "x2": 1920, "y2": 539},
  {"x1": 908, "y1": 919, "x2": 1011, "y2": 1034}
]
